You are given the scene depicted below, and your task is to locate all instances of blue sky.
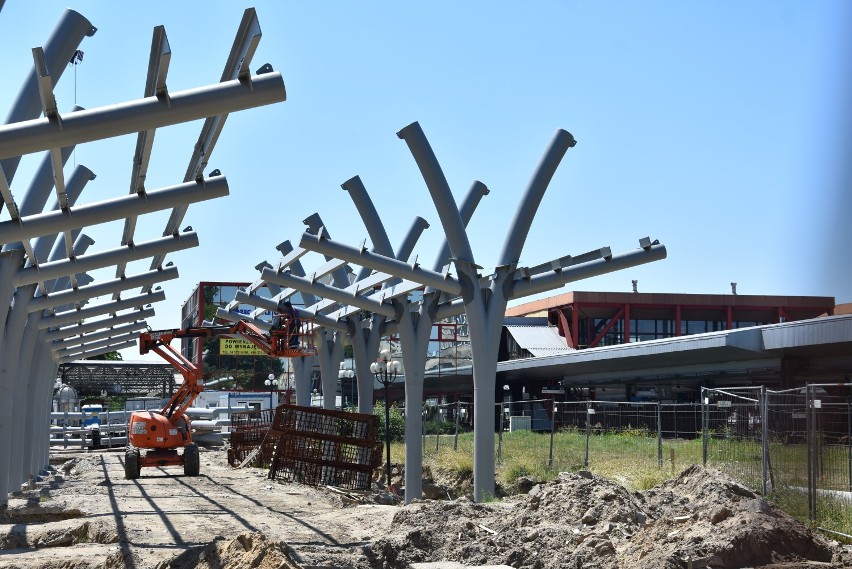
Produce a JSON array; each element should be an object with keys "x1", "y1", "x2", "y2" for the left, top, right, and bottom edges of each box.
[{"x1": 1, "y1": 2, "x2": 850, "y2": 361}]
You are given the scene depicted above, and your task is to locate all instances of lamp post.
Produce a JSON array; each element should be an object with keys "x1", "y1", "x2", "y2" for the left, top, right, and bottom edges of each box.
[
  {"x1": 338, "y1": 362, "x2": 355, "y2": 409},
  {"x1": 264, "y1": 373, "x2": 279, "y2": 408},
  {"x1": 371, "y1": 349, "x2": 400, "y2": 489}
]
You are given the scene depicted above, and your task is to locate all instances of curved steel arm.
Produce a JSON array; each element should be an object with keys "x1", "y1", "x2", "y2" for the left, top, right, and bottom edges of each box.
[
  {"x1": 397, "y1": 121, "x2": 475, "y2": 265},
  {"x1": 499, "y1": 129, "x2": 575, "y2": 266}
]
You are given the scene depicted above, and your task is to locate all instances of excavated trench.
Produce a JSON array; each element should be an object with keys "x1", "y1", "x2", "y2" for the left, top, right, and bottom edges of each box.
[{"x1": 0, "y1": 458, "x2": 117, "y2": 553}]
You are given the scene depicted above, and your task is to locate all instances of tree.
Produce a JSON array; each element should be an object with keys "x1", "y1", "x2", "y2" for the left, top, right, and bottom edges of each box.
[
  {"x1": 86, "y1": 351, "x2": 123, "y2": 361},
  {"x1": 201, "y1": 335, "x2": 284, "y2": 390}
]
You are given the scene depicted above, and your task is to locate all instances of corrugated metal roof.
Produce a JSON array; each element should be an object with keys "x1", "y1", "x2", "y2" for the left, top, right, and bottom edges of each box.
[
  {"x1": 505, "y1": 325, "x2": 572, "y2": 357},
  {"x1": 762, "y1": 314, "x2": 852, "y2": 350},
  {"x1": 497, "y1": 314, "x2": 852, "y2": 382}
]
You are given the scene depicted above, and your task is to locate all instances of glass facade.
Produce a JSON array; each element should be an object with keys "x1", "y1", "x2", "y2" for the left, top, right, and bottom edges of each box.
[
  {"x1": 179, "y1": 282, "x2": 283, "y2": 385},
  {"x1": 576, "y1": 316, "x2": 775, "y2": 347}
]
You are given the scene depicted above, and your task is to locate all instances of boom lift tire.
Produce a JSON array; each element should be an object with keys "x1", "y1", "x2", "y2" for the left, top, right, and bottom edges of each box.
[
  {"x1": 183, "y1": 443, "x2": 200, "y2": 476},
  {"x1": 125, "y1": 447, "x2": 141, "y2": 480}
]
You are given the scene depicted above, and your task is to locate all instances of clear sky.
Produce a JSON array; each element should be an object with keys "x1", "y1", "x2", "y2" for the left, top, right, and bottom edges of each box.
[{"x1": 1, "y1": 1, "x2": 850, "y2": 362}]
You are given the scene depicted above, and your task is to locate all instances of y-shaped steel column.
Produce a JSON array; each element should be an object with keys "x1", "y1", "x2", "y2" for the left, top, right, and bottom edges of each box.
[{"x1": 399, "y1": 121, "x2": 576, "y2": 501}]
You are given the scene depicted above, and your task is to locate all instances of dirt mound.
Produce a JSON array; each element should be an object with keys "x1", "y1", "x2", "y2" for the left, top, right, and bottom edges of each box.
[
  {"x1": 0, "y1": 519, "x2": 117, "y2": 550},
  {"x1": 366, "y1": 465, "x2": 852, "y2": 569},
  {"x1": 160, "y1": 533, "x2": 303, "y2": 569}
]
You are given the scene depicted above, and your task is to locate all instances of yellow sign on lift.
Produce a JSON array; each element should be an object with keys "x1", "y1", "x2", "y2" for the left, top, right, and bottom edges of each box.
[{"x1": 219, "y1": 337, "x2": 265, "y2": 356}]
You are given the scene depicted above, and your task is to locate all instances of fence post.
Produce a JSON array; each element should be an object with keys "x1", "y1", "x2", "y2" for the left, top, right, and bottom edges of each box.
[
  {"x1": 497, "y1": 402, "x2": 504, "y2": 464},
  {"x1": 548, "y1": 400, "x2": 556, "y2": 469},
  {"x1": 807, "y1": 384, "x2": 816, "y2": 522},
  {"x1": 657, "y1": 401, "x2": 663, "y2": 469},
  {"x1": 760, "y1": 385, "x2": 768, "y2": 496},
  {"x1": 847, "y1": 384, "x2": 851, "y2": 492},
  {"x1": 436, "y1": 405, "x2": 440, "y2": 453},
  {"x1": 701, "y1": 387, "x2": 708, "y2": 466},
  {"x1": 584, "y1": 401, "x2": 591, "y2": 468},
  {"x1": 105, "y1": 409, "x2": 112, "y2": 448},
  {"x1": 420, "y1": 409, "x2": 430, "y2": 456},
  {"x1": 453, "y1": 400, "x2": 460, "y2": 451}
]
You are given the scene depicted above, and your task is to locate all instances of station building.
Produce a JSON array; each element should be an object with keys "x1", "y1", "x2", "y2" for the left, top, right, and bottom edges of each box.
[
  {"x1": 175, "y1": 282, "x2": 851, "y2": 408},
  {"x1": 494, "y1": 290, "x2": 849, "y2": 403}
]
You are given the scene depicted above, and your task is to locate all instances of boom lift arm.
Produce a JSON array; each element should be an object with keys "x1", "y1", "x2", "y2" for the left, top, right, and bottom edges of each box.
[{"x1": 125, "y1": 315, "x2": 314, "y2": 480}]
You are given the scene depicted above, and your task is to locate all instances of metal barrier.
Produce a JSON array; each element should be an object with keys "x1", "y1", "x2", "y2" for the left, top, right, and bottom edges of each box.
[
  {"x1": 701, "y1": 386, "x2": 765, "y2": 491},
  {"x1": 425, "y1": 399, "x2": 703, "y2": 473},
  {"x1": 49, "y1": 410, "x2": 132, "y2": 448},
  {"x1": 227, "y1": 408, "x2": 277, "y2": 467},
  {"x1": 703, "y1": 384, "x2": 852, "y2": 536},
  {"x1": 263, "y1": 405, "x2": 383, "y2": 490}
]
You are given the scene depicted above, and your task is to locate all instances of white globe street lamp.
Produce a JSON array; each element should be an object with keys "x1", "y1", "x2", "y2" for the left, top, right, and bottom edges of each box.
[
  {"x1": 371, "y1": 349, "x2": 401, "y2": 489},
  {"x1": 264, "y1": 373, "x2": 279, "y2": 407}
]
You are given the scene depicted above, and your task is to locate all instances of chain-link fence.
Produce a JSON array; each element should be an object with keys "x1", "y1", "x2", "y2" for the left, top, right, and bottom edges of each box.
[
  {"x1": 703, "y1": 384, "x2": 852, "y2": 536},
  {"x1": 419, "y1": 383, "x2": 851, "y2": 537},
  {"x1": 701, "y1": 386, "x2": 766, "y2": 491},
  {"x1": 423, "y1": 398, "x2": 703, "y2": 474}
]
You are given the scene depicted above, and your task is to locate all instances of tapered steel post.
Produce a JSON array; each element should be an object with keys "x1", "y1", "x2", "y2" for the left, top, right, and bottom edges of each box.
[
  {"x1": 0, "y1": 284, "x2": 37, "y2": 498},
  {"x1": 398, "y1": 121, "x2": 576, "y2": 502},
  {"x1": 315, "y1": 327, "x2": 345, "y2": 410},
  {"x1": 10, "y1": 226, "x2": 102, "y2": 488}
]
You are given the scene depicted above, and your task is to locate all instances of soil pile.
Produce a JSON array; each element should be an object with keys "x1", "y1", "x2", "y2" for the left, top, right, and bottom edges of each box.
[
  {"x1": 158, "y1": 533, "x2": 302, "y2": 569},
  {"x1": 366, "y1": 465, "x2": 852, "y2": 569}
]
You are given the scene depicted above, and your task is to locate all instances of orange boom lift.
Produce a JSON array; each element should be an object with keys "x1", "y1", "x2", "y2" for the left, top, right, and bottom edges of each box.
[{"x1": 124, "y1": 316, "x2": 313, "y2": 479}]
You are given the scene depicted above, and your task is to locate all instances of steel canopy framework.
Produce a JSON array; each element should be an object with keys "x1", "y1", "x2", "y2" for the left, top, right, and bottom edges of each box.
[
  {"x1": 215, "y1": 120, "x2": 666, "y2": 504},
  {"x1": 0, "y1": 7, "x2": 285, "y2": 506}
]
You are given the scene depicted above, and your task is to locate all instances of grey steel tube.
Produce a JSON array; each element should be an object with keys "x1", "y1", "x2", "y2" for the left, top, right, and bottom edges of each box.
[
  {"x1": 15, "y1": 232, "x2": 198, "y2": 286},
  {"x1": 397, "y1": 121, "x2": 475, "y2": 264},
  {"x1": 342, "y1": 175, "x2": 395, "y2": 282},
  {"x1": 53, "y1": 331, "x2": 141, "y2": 359},
  {"x1": 43, "y1": 165, "x2": 97, "y2": 257},
  {"x1": 262, "y1": 267, "x2": 396, "y2": 318},
  {"x1": 0, "y1": 73, "x2": 285, "y2": 160},
  {"x1": 57, "y1": 340, "x2": 138, "y2": 363},
  {"x1": 511, "y1": 244, "x2": 668, "y2": 299},
  {"x1": 1, "y1": 9, "x2": 95, "y2": 179},
  {"x1": 499, "y1": 129, "x2": 576, "y2": 266},
  {"x1": 50, "y1": 322, "x2": 146, "y2": 351},
  {"x1": 43, "y1": 308, "x2": 153, "y2": 341},
  {"x1": 39, "y1": 291, "x2": 166, "y2": 329},
  {"x1": 14, "y1": 140, "x2": 77, "y2": 219},
  {"x1": 299, "y1": 231, "x2": 462, "y2": 296},
  {"x1": 29, "y1": 266, "x2": 179, "y2": 311},
  {"x1": 431, "y1": 181, "x2": 488, "y2": 273},
  {"x1": 0, "y1": 177, "x2": 226, "y2": 244}
]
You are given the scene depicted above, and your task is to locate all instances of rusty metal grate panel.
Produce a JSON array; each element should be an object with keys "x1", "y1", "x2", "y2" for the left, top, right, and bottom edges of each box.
[
  {"x1": 227, "y1": 408, "x2": 277, "y2": 468},
  {"x1": 267, "y1": 404, "x2": 382, "y2": 490}
]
